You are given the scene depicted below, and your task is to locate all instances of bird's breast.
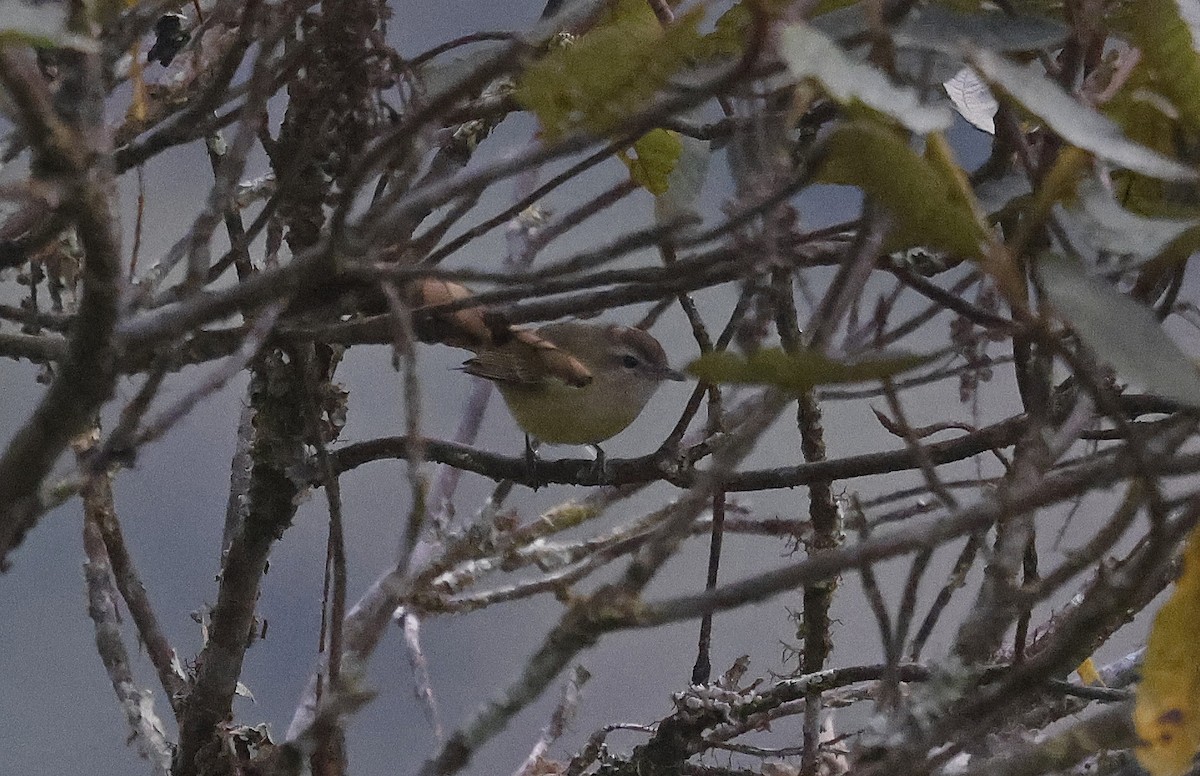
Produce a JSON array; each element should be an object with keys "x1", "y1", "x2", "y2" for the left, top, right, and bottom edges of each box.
[{"x1": 496, "y1": 380, "x2": 644, "y2": 445}]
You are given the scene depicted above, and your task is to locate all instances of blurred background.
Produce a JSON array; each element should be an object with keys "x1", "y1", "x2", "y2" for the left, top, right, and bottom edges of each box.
[{"x1": 0, "y1": 2, "x2": 1175, "y2": 774}]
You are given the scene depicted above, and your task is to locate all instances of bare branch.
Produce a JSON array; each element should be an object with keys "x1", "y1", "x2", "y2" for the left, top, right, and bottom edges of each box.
[
  {"x1": 79, "y1": 437, "x2": 174, "y2": 775},
  {"x1": 0, "y1": 46, "x2": 124, "y2": 567}
]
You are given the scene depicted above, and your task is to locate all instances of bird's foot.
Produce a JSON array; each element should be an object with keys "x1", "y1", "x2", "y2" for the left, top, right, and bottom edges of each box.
[
  {"x1": 524, "y1": 435, "x2": 543, "y2": 490},
  {"x1": 587, "y1": 444, "x2": 611, "y2": 482}
]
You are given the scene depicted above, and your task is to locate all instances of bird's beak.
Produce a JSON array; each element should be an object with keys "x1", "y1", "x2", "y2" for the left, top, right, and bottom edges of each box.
[{"x1": 662, "y1": 367, "x2": 687, "y2": 382}]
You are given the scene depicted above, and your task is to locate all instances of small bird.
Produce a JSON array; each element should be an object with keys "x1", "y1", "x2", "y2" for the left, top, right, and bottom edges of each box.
[
  {"x1": 406, "y1": 279, "x2": 685, "y2": 474},
  {"x1": 462, "y1": 321, "x2": 686, "y2": 473}
]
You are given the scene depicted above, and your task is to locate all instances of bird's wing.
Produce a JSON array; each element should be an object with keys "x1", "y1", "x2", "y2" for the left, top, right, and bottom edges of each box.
[
  {"x1": 462, "y1": 329, "x2": 593, "y2": 388},
  {"x1": 462, "y1": 350, "x2": 538, "y2": 385}
]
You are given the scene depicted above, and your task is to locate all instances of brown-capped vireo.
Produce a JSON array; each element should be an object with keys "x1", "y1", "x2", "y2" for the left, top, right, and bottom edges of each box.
[
  {"x1": 413, "y1": 279, "x2": 686, "y2": 471},
  {"x1": 465, "y1": 321, "x2": 684, "y2": 444}
]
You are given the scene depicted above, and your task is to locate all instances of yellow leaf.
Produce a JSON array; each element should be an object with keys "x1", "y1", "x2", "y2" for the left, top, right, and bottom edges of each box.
[
  {"x1": 1135, "y1": 524, "x2": 1200, "y2": 776},
  {"x1": 128, "y1": 41, "x2": 148, "y2": 124},
  {"x1": 1076, "y1": 657, "x2": 1103, "y2": 687},
  {"x1": 619, "y1": 129, "x2": 682, "y2": 195}
]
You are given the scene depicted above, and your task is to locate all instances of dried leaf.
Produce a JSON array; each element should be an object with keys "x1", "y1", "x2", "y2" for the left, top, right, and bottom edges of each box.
[
  {"x1": 944, "y1": 66, "x2": 997, "y2": 134},
  {"x1": 235, "y1": 681, "x2": 256, "y2": 702}
]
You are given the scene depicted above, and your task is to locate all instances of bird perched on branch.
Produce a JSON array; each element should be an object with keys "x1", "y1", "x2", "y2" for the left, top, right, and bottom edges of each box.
[{"x1": 410, "y1": 279, "x2": 685, "y2": 476}]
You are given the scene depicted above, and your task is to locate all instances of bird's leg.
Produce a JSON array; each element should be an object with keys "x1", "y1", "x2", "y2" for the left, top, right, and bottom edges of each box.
[
  {"x1": 587, "y1": 444, "x2": 609, "y2": 481},
  {"x1": 524, "y1": 435, "x2": 542, "y2": 490}
]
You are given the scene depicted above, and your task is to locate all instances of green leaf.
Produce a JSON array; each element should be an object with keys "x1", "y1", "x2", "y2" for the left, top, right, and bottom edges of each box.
[
  {"x1": 515, "y1": 3, "x2": 703, "y2": 139},
  {"x1": 817, "y1": 121, "x2": 988, "y2": 257},
  {"x1": 697, "y1": 0, "x2": 791, "y2": 58},
  {"x1": 1122, "y1": 0, "x2": 1200, "y2": 132},
  {"x1": 620, "y1": 129, "x2": 682, "y2": 196},
  {"x1": 1100, "y1": 51, "x2": 1200, "y2": 219},
  {"x1": 811, "y1": 0, "x2": 860, "y2": 17},
  {"x1": 696, "y1": 2, "x2": 754, "y2": 58},
  {"x1": 1059, "y1": 179, "x2": 1200, "y2": 265},
  {"x1": 974, "y1": 169, "x2": 1032, "y2": 219},
  {"x1": 654, "y1": 132, "x2": 709, "y2": 223},
  {"x1": 812, "y1": 3, "x2": 1063, "y2": 50},
  {"x1": 779, "y1": 23, "x2": 952, "y2": 134},
  {"x1": 1038, "y1": 253, "x2": 1200, "y2": 407},
  {"x1": 893, "y1": 5, "x2": 1067, "y2": 54},
  {"x1": 969, "y1": 49, "x2": 1198, "y2": 181},
  {"x1": 687, "y1": 348, "x2": 933, "y2": 392},
  {"x1": 808, "y1": 3, "x2": 870, "y2": 40},
  {"x1": 414, "y1": 41, "x2": 511, "y2": 102}
]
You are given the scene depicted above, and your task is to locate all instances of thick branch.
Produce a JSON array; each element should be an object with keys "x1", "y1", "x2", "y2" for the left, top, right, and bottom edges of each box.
[{"x1": 0, "y1": 48, "x2": 123, "y2": 568}]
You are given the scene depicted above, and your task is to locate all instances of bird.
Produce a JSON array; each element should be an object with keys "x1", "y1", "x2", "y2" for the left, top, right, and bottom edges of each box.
[{"x1": 461, "y1": 321, "x2": 686, "y2": 476}]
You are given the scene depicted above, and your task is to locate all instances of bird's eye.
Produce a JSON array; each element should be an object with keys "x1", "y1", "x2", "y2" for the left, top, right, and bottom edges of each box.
[{"x1": 621, "y1": 354, "x2": 641, "y2": 369}]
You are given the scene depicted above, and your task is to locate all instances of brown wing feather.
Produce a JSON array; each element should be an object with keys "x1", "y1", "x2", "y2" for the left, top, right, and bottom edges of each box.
[
  {"x1": 463, "y1": 330, "x2": 593, "y2": 388},
  {"x1": 462, "y1": 351, "x2": 538, "y2": 384}
]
